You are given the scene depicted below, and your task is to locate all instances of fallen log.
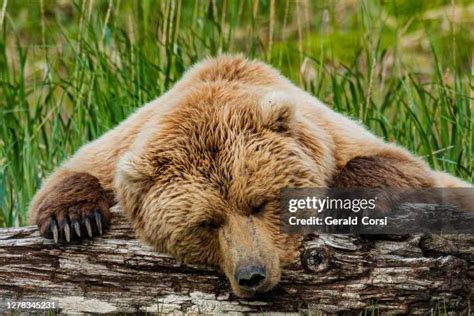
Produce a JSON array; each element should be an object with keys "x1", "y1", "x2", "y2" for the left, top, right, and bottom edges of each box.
[{"x1": 0, "y1": 208, "x2": 472, "y2": 315}]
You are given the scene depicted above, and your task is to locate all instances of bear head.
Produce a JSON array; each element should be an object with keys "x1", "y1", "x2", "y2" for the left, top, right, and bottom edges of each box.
[{"x1": 115, "y1": 58, "x2": 335, "y2": 297}]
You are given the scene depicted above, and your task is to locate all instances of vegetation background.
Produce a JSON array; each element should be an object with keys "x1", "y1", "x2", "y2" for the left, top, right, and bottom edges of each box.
[{"x1": 0, "y1": 0, "x2": 472, "y2": 227}]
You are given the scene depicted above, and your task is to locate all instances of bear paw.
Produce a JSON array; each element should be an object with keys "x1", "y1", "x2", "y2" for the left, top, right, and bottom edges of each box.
[{"x1": 35, "y1": 172, "x2": 114, "y2": 243}]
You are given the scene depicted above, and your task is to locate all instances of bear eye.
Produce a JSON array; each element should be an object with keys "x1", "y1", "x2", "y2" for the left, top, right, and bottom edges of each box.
[
  {"x1": 250, "y1": 200, "x2": 268, "y2": 215},
  {"x1": 199, "y1": 219, "x2": 221, "y2": 231}
]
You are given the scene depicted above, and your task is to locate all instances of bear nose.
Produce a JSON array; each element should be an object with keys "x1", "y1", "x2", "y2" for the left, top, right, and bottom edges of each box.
[{"x1": 235, "y1": 264, "x2": 267, "y2": 291}]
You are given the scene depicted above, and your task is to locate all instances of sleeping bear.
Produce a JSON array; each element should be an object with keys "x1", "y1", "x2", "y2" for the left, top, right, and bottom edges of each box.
[{"x1": 28, "y1": 55, "x2": 470, "y2": 297}]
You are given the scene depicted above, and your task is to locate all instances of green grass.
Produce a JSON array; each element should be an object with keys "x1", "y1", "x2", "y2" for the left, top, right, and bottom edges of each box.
[{"x1": 0, "y1": 0, "x2": 472, "y2": 227}]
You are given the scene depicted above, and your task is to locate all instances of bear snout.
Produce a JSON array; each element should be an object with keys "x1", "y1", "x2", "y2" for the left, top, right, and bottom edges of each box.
[
  {"x1": 234, "y1": 263, "x2": 267, "y2": 292},
  {"x1": 218, "y1": 214, "x2": 282, "y2": 297}
]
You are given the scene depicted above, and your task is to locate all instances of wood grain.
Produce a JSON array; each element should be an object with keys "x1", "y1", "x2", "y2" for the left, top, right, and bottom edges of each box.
[{"x1": 0, "y1": 208, "x2": 472, "y2": 314}]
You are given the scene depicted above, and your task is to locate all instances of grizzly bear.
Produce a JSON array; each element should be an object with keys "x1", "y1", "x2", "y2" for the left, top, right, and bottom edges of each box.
[{"x1": 28, "y1": 55, "x2": 471, "y2": 297}]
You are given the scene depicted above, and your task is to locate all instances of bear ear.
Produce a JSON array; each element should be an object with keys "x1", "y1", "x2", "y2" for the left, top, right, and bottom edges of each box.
[
  {"x1": 259, "y1": 91, "x2": 296, "y2": 133},
  {"x1": 116, "y1": 151, "x2": 156, "y2": 185}
]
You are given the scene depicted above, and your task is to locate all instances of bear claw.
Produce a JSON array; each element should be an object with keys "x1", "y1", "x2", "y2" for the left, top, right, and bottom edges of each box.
[
  {"x1": 64, "y1": 223, "x2": 71, "y2": 242},
  {"x1": 85, "y1": 217, "x2": 93, "y2": 238},
  {"x1": 43, "y1": 210, "x2": 109, "y2": 244},
  {"x1": 94, "y1": 210, "x2": 103, "y2": 235},
  {"x1": 50, "y1": 219, "x2": 59, "y2": 244},
  {"x1": 73, "y1": 220, "x2": 81, "y2": 237},
  {"x1": 34, "y1": 172, "x2": 113, "y2": 243}
]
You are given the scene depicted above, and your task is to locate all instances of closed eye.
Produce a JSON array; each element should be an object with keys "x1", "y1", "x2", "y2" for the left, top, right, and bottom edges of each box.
[
  {"x1": 250, "y1": 200, "x2": 268, "y2": 215},
  {"x1": 199, "y1": 219, "x2": 221, "y2": 231}
]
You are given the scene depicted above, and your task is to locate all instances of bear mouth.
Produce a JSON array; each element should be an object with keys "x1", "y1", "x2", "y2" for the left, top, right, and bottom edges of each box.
[{"x1": 233, "y1": 281, "x2": 281, "y2": 298}]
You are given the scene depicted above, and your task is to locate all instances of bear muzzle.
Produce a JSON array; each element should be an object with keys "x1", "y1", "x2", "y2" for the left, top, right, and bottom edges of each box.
[
  {"x1": 218, "y1": 214, "x2": 281, "y2": 297},
  {"x1": 234, "y1": 263, "x2": 267, "y2": 292}
]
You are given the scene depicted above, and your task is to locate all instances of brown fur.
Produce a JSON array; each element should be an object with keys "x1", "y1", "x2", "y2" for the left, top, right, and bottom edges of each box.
[
  {"x1": 330, "y1": 155, "x2": 438, "y2": 217},
  {"x1": 35, "y1": 173, "x2": 114, "y2": 240},
  {"x1": 28, "y1": 55, "x2": 472, "y2": 297},
  {"x1": 332, "y1": 155, "x2": 435, "y2": 188}
]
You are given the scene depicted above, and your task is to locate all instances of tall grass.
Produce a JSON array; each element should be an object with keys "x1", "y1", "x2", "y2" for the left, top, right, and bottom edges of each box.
[{"x1": 0, "y1": 0, "x2": 472, "y2": 227}]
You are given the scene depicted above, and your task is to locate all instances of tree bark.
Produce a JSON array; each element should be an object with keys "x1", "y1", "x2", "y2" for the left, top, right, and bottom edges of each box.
[{"x1": 0, "y1": 208, "x2": 472, "y2": 315}]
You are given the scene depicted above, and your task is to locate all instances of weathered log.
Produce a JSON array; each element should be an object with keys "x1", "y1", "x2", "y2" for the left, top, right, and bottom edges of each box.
[{"x1": 0, "y1": 208, "x2": 472, "y2": 315}]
